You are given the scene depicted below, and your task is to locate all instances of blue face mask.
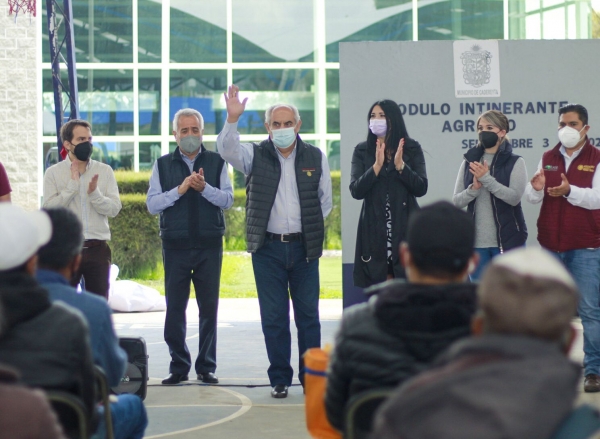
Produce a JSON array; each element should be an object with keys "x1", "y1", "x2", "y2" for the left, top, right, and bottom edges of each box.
[{"x1": 271, "y1": 127, "x2": 297, "y2": 148}]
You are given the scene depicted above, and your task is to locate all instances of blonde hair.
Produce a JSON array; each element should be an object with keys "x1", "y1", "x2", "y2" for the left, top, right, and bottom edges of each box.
[{"x1": 477, "y1": 110, "x2": 510, "y2": 140}]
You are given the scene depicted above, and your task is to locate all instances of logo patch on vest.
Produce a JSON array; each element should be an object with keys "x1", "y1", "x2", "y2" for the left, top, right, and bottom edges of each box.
[
  {"x1": 302, "y1": 168, "x2": 316, "y2": 177},
  {"x1": 544, "y1": 165, "x2": 559, "y2": 172},
  {"x1": 577, "y1": 165, "x2": 595, "y2": 172}
]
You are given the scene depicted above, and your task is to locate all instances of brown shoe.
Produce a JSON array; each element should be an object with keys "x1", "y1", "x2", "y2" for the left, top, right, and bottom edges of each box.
[{"x1": 584, "y1": 374, "x2": 600, "y2": 392}]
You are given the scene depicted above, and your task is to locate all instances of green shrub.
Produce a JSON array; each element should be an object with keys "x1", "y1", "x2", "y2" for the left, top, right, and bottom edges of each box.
[
  {"x1": 109, "y1": 170, "x2": 341, "y2": 278},
  {"x1": 109, "y1": 193, "x2": 162, "y2": 279},
  {"x1": 114, "y1": 170, "x2": 152, "y2": 194}
]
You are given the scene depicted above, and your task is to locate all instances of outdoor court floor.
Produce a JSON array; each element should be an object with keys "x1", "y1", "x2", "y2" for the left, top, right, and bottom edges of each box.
[{"x1": 112, "y1": 298, "x2": 597, "y2": 439}]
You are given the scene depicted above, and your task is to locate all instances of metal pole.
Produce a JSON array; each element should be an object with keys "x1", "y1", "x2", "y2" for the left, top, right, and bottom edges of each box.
[
  {"x1": 45, "y1": 0, "x2": 63, "y2": 159},
  {"x1": 44, "y1": 0, "x2": 79, "y2": 163}
]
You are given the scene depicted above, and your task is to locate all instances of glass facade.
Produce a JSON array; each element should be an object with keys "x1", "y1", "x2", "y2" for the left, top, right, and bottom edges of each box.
[{"x1": 41, "y1": 0, "x2": 599, "y2": 173}]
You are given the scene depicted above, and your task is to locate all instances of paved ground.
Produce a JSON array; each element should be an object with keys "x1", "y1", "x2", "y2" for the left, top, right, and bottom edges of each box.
[{"x1": 112, "y1": 298, "x2": 594, "y2": 439}]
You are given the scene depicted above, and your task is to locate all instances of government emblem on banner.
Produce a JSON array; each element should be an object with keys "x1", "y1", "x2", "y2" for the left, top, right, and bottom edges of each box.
[
  {"x1": 453, "y1": 40, "x2": 501, "y2": 98},
  {"x1": 460, "y1": 45, "x2": 491, "y2": 88}
]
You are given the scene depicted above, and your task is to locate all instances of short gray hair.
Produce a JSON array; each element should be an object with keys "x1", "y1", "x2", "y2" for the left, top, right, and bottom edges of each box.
[
  {"x1": 265, "y1": 104, "x2": 301, "y2": 125},
  {"x1": 173, "y1": 108, "x2": 204, "y2": 132},
  {"x1": 478, "y1": 248, "x2": 578, "y2": 344}
]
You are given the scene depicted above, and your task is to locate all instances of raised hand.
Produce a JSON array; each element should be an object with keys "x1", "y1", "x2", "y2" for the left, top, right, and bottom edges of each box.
[
  {"x1": 87, "y1": 174, "x2": 99, "y2": 194},
  {"x1": 547, "y1": 173, "x2": 571, "y2": 197},
  {"x1": 530, "y1": 169, "x2": 545, "y2": 191},
  {"x1": 373, "y1": 138, "x2": 385, "y2": 176},
  {"x1": 223, "y1": 85, "x2": 248, "y2": 123},
  {"x1": 469, "y1": 159, "x2": 490, "y2": 179},
  {"x1": 394, "y1": 138, "x2": 405, "y2": 171}
]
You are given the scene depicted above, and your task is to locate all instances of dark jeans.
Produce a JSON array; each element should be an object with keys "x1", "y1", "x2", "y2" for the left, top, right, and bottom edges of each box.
[
  {"x1": 71, "y1": 240, "x2": 111, "y2": 299},
  {"x1": 252, "y1": 238, "x2": 321, "y2": 386},
  {"x1": 163, "y1": 246, "x2": 222, "y2": 375}
]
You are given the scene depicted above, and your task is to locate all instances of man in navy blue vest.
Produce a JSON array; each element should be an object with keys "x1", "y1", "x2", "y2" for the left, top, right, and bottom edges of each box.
[
  {"x1": 217, "y1": 85, "x2": 332, "y2": 398},
  {"x1": 147, "y1": 108, "x2": 233, "y2": 385}
]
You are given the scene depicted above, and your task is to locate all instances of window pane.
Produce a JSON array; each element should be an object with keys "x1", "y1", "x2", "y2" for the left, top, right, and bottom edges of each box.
[
  {"x1": 232, "y1": 69, "x2": 315, "y2": 134},
  {"x1": 94, "y1": 141, "x2": 134, "y2": 170},
  {"x1": 79, "y1": 70, "x2": 134, "y2": 135},
  {"x1": 170, "y1": 1, "x2": 226, "y2": 63},
  {"x1": 232, "y1": 0, "x2": 314, "y2": 62},
  {"x1": 170, "y1": 70, "x2": 227, "y2": 135},
  {"x1": 139, "y1": 142, "x2": 161, "y2": 171},
  {"x1": 139, "y1": 70, "x2": 161, "y2": 135},
  {"x1": 418, "y1": 0, "x2": 503, "y2": 40},
  {"x1": 543, "y1": 7, "x2": 566, "y2": 39},
  {"x1": 139, "y1": 0, "x2": 162, "y2": 62},
  {"x1": 43, "y1": 70, "x2": 134, "y2": 136},
  {"x1": 327, "y1": 140, "x2": 340, "y2": 171},
  {"x1": 326, "y1": 0, "x2": 412, "y2": 62},
  {"x1": 327, "y1": 70, "x2": 340, "y2": 133},
  {"x1": 43, "y1": 1, "x2": 133, "y2": 63}
]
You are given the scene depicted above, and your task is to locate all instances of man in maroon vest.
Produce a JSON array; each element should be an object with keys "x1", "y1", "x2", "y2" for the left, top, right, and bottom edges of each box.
[{"x1": 525, "y1": 103, "x2": 600, "y2": 392}]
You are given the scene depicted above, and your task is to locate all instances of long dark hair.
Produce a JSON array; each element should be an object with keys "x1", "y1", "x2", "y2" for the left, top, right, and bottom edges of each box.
[{"x1": 366, "y1": 99, "x2": 409, "y2": 161}]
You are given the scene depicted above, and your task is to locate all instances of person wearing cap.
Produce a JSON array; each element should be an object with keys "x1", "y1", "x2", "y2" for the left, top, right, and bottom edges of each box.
[
  {"x1": 525, "y1": 103, "x2": 600, "y2": 393},
  {"x1": 324, "y1": 201, "x2": 479, "y2": 433},
  {"x1": 0, "y1": 204, "x2": 98, "y2": 433},
  {"x1": 36, "y1": 207, "x2": 148, "y2": 439},
  {"x1": 147, "y1": 108, "x2": 233, "y2": 386},
  {"x1": 43, "y1": 119, "x2": 122, "y2": 299},
  {"x1": 372, "y1": 247, "x2": 582, "y2": 439},
  {"x1": 217, "y1": 85, "x2": 333, "y2": 398},
  {"x1": 0, "y1": 162, "x2": 11, "y2": 202},
  {"x1": 453, "y1": 109, "x2": 528, "y2": 280}
]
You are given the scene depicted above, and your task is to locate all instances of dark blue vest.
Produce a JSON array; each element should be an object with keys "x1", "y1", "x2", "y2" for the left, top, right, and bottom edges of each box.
[
  {"x1": 245, "y1": 137, "x2": 324, "y2": 260},
  {"x1": 157, "y1": 146, "x2": 225, "y2": 249},
  {"x1": 463, "y1": 142, "x2": 527, "y2": 251}
]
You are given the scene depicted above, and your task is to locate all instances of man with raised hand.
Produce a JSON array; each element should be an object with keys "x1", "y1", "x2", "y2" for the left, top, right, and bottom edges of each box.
[
  {"x1": 217, "y1": 85, "x2": 332, "y2": 398},
  {"x1": 43, "y1": 119, "x2": 122, "y2": 299},
  {"x1": 525, "y1": 103, "x2": 600, "y2": 393},
  {"x1": 147, "y1": 108, "x2": 233, "y2": 385}
]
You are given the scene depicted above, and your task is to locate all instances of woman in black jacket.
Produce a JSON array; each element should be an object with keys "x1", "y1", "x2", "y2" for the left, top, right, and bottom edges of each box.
[{"x1": 350, "y1": 100, "x2": 428, "y2": 288}]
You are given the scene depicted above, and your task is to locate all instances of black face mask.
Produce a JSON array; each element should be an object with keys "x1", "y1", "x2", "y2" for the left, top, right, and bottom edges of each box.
[
  {"x1": 479, "y1": 131, "x2": 499, "y2": 149},
  {"x1": 71, "y1": 141, "x2": 93, "y2": 161}
]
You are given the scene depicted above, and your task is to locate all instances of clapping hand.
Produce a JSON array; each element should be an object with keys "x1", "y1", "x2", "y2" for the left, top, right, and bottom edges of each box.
[
  {"x1": 472, "y1": 176, "x2": 482, "y2": 190},
  {"x1": 190, "y1": 168, "x2": 206, "y2": 192},
  {"x1": 394, "y1": 138, "x2": 405, "y2": 171},
  {"x1": 530, "y1": 169, "x2": 545, "y2": 191},
  {"x1": 87, "y1": 174, "x2": 99, "y2": 194},
  {"x1": 547, "y1": 173, "x2": 571, "y2": 197},
  {"x1": 373, "y1": 138, "x2": 385, "y2": 176},
  {"x1": 469, "y1": 160, "x2": 489, "y2": 179}
]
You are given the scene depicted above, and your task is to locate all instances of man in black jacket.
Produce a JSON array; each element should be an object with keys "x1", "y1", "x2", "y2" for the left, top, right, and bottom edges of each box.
[{"x1": 325, "y1": 201, "x2": 479, "y2": 433}]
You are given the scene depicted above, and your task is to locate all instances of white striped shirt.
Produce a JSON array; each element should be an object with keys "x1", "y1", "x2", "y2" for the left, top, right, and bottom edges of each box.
[{"x1": 43, "y1": 157, "x2": 122, "y2": 240}]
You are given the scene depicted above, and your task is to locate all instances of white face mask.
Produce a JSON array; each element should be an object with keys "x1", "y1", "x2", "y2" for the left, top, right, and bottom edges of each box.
[{"x1": 558, "y1": 126, "x2": 585, "y2": 149}]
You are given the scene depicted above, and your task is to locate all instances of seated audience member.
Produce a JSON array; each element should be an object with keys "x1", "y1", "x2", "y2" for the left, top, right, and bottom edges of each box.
[
  {"x1": 0, "y1": 204, "x2": 97, "y2": 429},
  {"x1": 325, "y1": 201, "x2": 479, "y2": 433},
  {"x1": 0, "y1": 300, "x2": 65, "y2": 439},
  {"x1": 372, "y1": 247, "x2": 582, "y2": 439},
  {"x1": 0, "y1": 364, "x2": 66, "y2": 439},
  {"x1": 37, "y1": 207, "x2": 148, "y2": 439}
]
